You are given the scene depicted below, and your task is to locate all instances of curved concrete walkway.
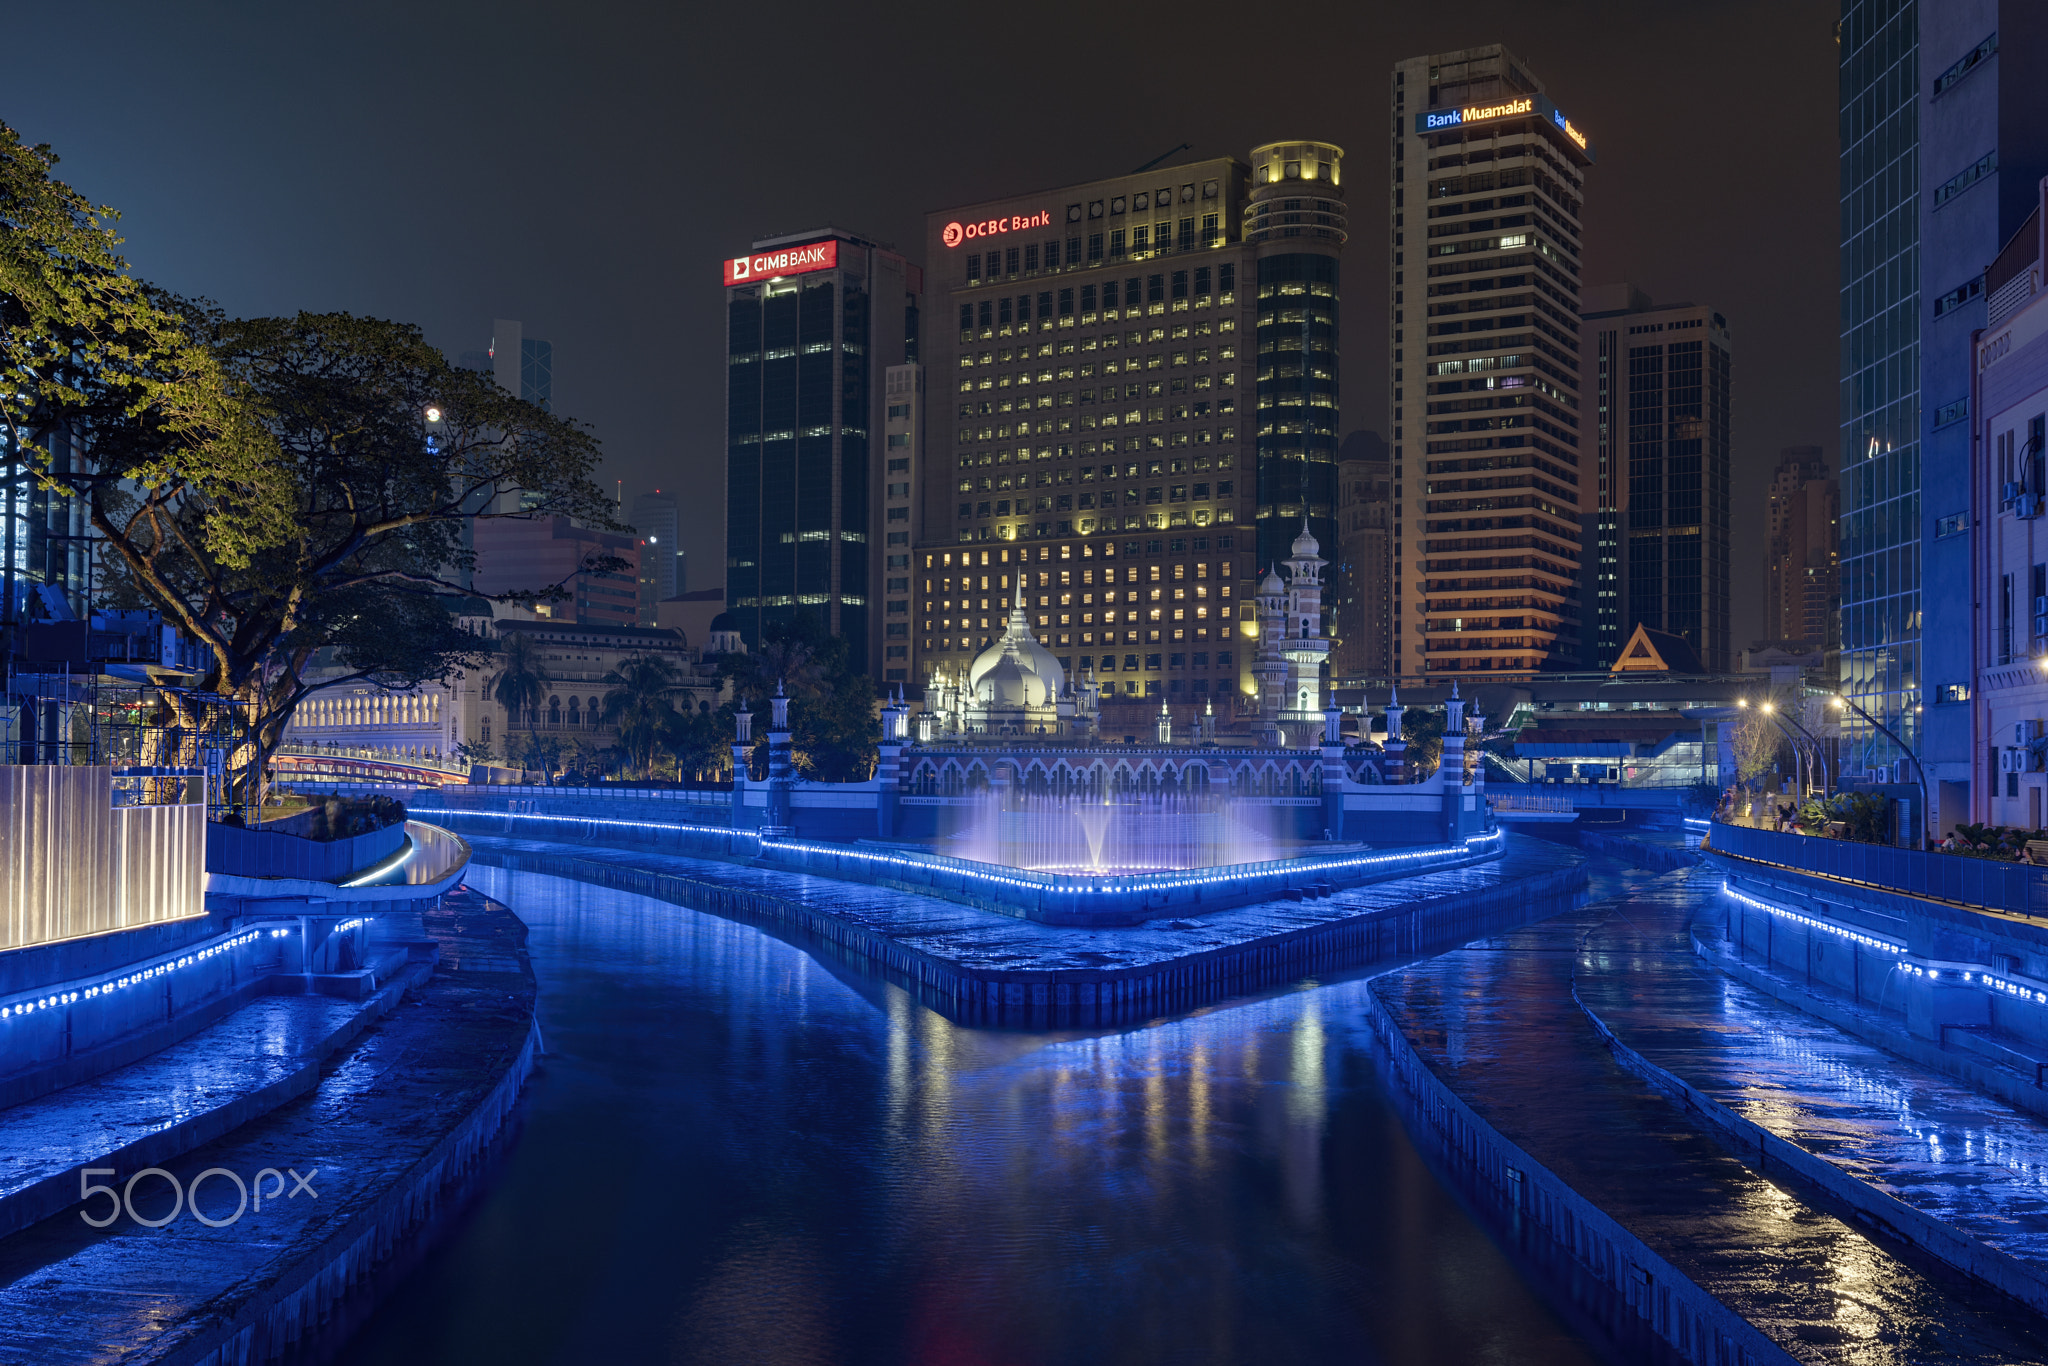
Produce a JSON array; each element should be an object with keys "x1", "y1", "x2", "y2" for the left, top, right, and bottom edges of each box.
[{"x1": 1371, "y1": 863, "x2": 2048, "y2": 1363}]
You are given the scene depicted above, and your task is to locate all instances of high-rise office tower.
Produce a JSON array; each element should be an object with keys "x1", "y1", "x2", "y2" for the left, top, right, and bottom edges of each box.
[
  {"x1": 630, "y1": 491, "x2": 680, "y2": 627},
  {"x1": 1578, "y1": 284, "x2": 1733, "y2": 671},
  {"x1": 722, "y1": 229, "x2": 921, "y2": 677},
  {"x1": 1390, "y1": 44, "x2": 1593, "y2": 682},
  {"x1": 1764, "y1": 447, "x2": 1839, "y2": 648},
  {"x1": 1841, "y1": 3, "x2": 2048, "y2": 814},
  {"x1": 491, "y1": 319, "x2": 552, "y2": 411},
  {"x1": 910, "y1": 143, "x2": 1344, "y2": 707},
  {"x1": 1332, "y1": 429, "x2": 1394, "y2": 679},
  {"x1": 879, "y1": 364, "x2": 925, "y2": 683}
]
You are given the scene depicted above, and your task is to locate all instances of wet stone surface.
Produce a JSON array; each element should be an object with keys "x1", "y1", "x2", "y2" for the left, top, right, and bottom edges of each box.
[
  {"x1": 463, "y1": 829, "x2": 1581, "y2": 977},
  {"x1": 0, "y1": 891, "x2": 536, "y2": 1366},
  {"x1": 1581, "y1": 867, "x2": 2048, "y2": 1290},
  {"x1": 0, "y1": 996, "x2": 359, "y2": 1214},
  {"x1": 1374, "y1": 862, "x2": 2048, "y2": 1364}
]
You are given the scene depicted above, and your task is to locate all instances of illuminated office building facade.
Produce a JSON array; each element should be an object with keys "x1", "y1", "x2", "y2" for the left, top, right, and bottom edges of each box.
[
  {"x1": 1390, "y1": 44, "x2": 1593, "y2": 681},
  {"x1": 1580, "y1": 285, "x2": 1733, "y2": 671},
  {"x1": 723, "y1": 229, "x2": 921, "y2": 678},
  {"x1": 911, "y1": 142, "x2": 1345, "y2": 707}
]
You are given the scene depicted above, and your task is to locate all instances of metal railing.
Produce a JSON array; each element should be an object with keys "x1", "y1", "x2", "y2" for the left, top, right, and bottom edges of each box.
[{"x1": 1708, "y1": 819, "x2": 2048, "y2": 918}]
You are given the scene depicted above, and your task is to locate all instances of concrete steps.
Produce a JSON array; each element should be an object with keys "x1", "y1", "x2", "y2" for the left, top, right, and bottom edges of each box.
[{"x1": 0, "y1": 966, "x2": 422, "y2": 1243}]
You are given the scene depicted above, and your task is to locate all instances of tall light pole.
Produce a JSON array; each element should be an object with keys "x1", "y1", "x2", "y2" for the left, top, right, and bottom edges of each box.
[
  {"x1": 1771, "y1": 700, "x2": 1832, "y2": 797},
  {"x1": 1739, "y1": 697, "x2": 1809, "y2": 800},
  {"x1": 1828, "y1": 693, "x2": 1928, "y2": 847}
]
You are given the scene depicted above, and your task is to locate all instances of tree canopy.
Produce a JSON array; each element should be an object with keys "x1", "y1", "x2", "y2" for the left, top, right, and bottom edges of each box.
[{"x1": 2, "y1": 121, "x2": 621, "y2": 803}]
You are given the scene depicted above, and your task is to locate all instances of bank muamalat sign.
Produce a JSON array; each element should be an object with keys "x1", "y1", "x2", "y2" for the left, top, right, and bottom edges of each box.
[
  {"x1": 722, "y1": 239, "x2": 838, "y2": 286},
  {"x1": 941, "y1": 210, "x2": 1052, "y2": 249},
  {"x1": 1414, "y1": 93, "x2": 1589, "y2": 154}
]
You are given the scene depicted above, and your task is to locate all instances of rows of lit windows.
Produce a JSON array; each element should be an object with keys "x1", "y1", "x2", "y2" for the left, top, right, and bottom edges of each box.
[{"x1": 965, "y1": 211, "x2": 1226, "y2": 283}]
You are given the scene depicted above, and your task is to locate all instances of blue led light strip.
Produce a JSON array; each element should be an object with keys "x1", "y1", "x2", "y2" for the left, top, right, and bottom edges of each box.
[
  {"x1": 0, "y1": 927, "x2": 293, "y2": 1022},
  {"x1": 411, "y1": 805, "x2": 1504, "y2": 900},
  {"x1": 1721, "y1": 883, "x2": 1904, "y2": 953},
  {"x1": 1723, "y1": 882, "x2": 2048, "y2": 1003}
]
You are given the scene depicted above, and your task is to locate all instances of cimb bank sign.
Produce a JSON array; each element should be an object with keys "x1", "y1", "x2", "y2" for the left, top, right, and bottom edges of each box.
[{"x1": 722, "y1": 239, "x2": 839, "y2": 286}]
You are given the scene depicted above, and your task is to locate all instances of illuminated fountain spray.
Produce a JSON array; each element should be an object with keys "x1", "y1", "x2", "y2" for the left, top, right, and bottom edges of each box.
[{"x1": 956, "y1": 788, "x2": 1279, "y2": 872}]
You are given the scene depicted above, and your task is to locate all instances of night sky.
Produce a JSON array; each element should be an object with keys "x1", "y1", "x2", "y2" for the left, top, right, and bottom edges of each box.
[{"x1": 9, "y1": 0, "x2": 1838, "y2": 648}]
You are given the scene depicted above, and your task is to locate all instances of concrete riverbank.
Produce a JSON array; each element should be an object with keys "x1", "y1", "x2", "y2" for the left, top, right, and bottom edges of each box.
[
  {"x1": 460, "y1": 830, "x2": 1587, "y2": 1026},
  {"x1": 0, "y1": 890, "x2": 540, "y2": 1366},
  {"x1": 1368, "y1": 863, "x2": 2048, "y2": 1364}
]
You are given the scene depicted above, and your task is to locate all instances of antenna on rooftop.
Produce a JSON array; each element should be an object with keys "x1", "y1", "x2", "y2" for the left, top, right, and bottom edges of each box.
[{"x1": 1131, "y1": 142, "x2": 1193, "y2": 174}]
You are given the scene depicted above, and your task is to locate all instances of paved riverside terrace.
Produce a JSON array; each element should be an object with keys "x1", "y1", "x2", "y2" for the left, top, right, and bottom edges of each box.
[
  {"x1": 1579, "y1": 867, "x2": 2048, "y2": 1308},
  {"x1": 1372, "y1": 861, "x2": 2048, "y2": 1364},
  {"x1": 0, "y1": 892, "x2": 537, "y2": 1365},
  {"x1": 0, "y1": 995, "x2": 361, "y2": 1240},
  {"x1": 457, "y1": 829, "x2": 1582, "y2": 978}
]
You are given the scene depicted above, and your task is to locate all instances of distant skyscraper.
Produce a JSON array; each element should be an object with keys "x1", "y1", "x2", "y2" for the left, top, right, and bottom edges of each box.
[
  {"x1": 1391, "y1": 43, "x2": 1594, "y2": 681},
  {"x1": 1332, "y1": 430, "x2": 1393, "y2": 680},
  {"x1": 721, "y1": 228, "x2": 921, "y2": 676},
  {"x1": 1764, "y1": 447, "x2": 1838, "y2": 648},
  {"x1": 630, "y1": 491, "x2": 680, "y2": 628},
  {"x1": 491, "y1": 318, "x2": 552, "y2": 411},
  {"x1": 1579, "y1": 284, "x2": 1733, "y2": 672}
]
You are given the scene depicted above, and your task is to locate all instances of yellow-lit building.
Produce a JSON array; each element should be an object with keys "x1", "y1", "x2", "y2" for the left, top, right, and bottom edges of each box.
[{"x1": 911, "y1": 141, "x2": 1346, "y2": 714}]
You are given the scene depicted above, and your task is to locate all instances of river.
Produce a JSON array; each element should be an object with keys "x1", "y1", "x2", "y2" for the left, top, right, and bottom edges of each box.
[{"x1": 330, "y1": 864, "x2": 1607, "y2": 1365}]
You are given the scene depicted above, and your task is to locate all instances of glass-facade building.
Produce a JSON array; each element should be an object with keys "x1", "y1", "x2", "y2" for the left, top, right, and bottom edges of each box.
[
  {"x1": 1579, "y1": 289, "x2": 1734, "y2": 671},
  {"x1": 1840, "y1": 0, "x2": 2048, "y2": 829},
  {"x1": 724, "y1": 229, "x2": 920, "y2": 676},
  {"x1": 1838, "y1": 0, "x2": 1922, "y2": 768},
  {"x1": 1246, "y1": 141, "x2": 1347, "y2": 576}
]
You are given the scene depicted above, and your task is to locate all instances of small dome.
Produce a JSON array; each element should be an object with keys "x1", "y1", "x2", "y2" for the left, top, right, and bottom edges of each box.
[
  {"x1": 708, "y1": 610, "x2": 741, "y2": 632},
  {"x1": 1291, "y1": 523, "x2": 1321, "y2": 558},
  {"x1": 1260, "y1": 566, "x2": 1285, "y2": 594}
]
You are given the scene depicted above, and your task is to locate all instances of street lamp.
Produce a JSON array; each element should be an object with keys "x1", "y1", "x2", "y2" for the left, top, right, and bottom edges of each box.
[
  {"x1": 1828, "y1": 694, "x2": 1929, "y2": 848},
  {"x1": 1738, "y1": 697, "x2": 1814, "y2": 801},
  {"x1": 1769, "y1": 700, "x2": 1833, "y2": 798}
]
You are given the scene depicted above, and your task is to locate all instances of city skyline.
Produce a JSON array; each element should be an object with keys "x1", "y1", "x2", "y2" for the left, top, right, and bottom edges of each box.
[{"x1": 3, "y1": 1, "x2": 1840, "y2": 654}]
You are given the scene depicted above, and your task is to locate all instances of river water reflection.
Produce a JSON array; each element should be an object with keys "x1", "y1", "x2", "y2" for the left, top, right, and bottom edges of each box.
[{"x1": 332, "y1": 867, "x2": 1602, "y2": 1366}]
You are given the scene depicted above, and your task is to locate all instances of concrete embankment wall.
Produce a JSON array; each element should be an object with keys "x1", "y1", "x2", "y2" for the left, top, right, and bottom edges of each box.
[
  {"x1": 152, "y1": 1016, "x2": 542, "y2": 1366},
  {"x1": 1364, "y1": 986, "x2": 1796, "y2": 1366},
  {"x1": 0, "y1": 925, "x2": 293, "y2": 1110},
  {"x1": 1573, "y1": 982, "x2": 2048, "y2": 1321},
  {"x1": 466, "y1": 842, "x2": 1587, "y2": 1028},
  {"x1": 1574, "y1": 829, "x2": 1701, "y2": 873}
]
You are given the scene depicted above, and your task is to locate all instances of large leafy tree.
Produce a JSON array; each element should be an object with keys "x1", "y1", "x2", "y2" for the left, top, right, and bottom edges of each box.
[
  {"x1": 1, "y1": 119, "x2": 291, "y2": 605},
  {"x1": 3, "y1": 124, "x2": 619, "y2": 803}
]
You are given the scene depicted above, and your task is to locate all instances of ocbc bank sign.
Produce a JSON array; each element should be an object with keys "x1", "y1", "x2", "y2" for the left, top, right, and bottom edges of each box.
[{"x1": 941, "y1": 210, "x2": 1052, "y2": 249}]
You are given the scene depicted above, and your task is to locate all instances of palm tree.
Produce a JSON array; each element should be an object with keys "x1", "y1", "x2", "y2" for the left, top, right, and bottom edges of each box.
[
  {"x1": 491, "y1": 630, "x2": 550, "y2": 755},
  {"x1": 601, "y1": 653, "x2": 681, "y2": 777}
]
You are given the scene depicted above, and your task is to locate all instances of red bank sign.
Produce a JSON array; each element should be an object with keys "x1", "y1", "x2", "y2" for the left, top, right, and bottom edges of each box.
[
  {"x1": 722, "y1": 238, "x2": 839, "y2": 286},
  {"x1": 941, "y1": 210, "x2": 1051, "y2": 249}
]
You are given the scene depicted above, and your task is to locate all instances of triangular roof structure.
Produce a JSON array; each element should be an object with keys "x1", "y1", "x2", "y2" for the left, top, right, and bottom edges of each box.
[{"x1": 1610, "y1": 623, "x2": 1705, "y2": 675}]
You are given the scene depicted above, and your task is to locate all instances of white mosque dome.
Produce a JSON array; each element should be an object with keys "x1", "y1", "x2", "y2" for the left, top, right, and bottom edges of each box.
[
  {"x1": 967, "y1": 577, "x2": 1065, "y2": 707},
  {"x1": 1291, "y1": 522, "x2": 1321, "y2": 558},
  {"x1": 1260, "y1": 566, "x2": 1285, "y2": 595}
]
